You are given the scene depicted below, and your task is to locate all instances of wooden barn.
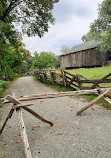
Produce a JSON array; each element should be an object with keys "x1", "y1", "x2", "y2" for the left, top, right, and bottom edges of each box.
[{"x1": 60, "y1": 41, "x2": 111, "y2": 69}]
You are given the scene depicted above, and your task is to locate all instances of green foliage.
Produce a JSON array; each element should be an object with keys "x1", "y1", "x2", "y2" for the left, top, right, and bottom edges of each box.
[
  {"x1": 0, "y1": 2, "x2": 19, "y2": 47},
  {"x1": 0, "y1": 0, "x2": 59, "y2": 80},
  {"x1": 0, "y1": 0, "x2": 59, "y2": 37},
  {"x1": 31, "y1": 51, "x2": 60, "y2": 69},
  {"x1": 0, "y1": 41, "x2": 31, "y2": 80},
  {"x1": 55, "y1": 56, "x2": 60, "y2": 68},
  {"x1": 82, "y1": 0, "x2": 111, "y2": 52},
  {"x1": 0, "y1": 80, "x2": 9, "y2": 98},
  {"x1": 0, "y1": 2, "x2": 21, "y2": 80}
]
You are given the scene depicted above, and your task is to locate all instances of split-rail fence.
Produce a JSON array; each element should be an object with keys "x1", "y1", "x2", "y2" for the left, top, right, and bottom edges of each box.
[{"x1": 33, "y1": 69, "x2": 111, "y2": 90}]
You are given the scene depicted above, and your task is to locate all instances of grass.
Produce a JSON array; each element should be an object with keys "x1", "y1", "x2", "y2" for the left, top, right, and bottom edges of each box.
[
  {"x1": 33, "y1": 76, "x2": 74, "y2": 92},
  {"x1": 77, "y1": 94, "x2": 111, "y2": 109},
  {"x1": 56, "y1": 65, "x2": 111, "y2": 87},
  {"x1": 66, "y1": 66, "x2": 111, "y2": 79},
  {"x1": 67, "y1": 66, "x2": 111, "y2": 88},
  {"x1": 34, "y1": 66, "x2": 111, "y2": 109}
]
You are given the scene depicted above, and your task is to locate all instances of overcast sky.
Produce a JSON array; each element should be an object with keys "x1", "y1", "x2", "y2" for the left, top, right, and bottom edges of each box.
[{"x1": 22, "y1": 0, "x2": 103, "y2": 56}]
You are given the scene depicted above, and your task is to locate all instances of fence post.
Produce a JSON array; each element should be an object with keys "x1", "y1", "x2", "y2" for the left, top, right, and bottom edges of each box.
[
  {"x1": 61, "y1": 69, "x2": 66, "y2": 87},
  {"x1": 44, "y1": 70, "x2": 47, "y2": 82},
  {"x1": 76, "y1": 75, "x2": 82, "y2": 90},
  {"x1": 38, "y1": 69, "x2": 40, "y2": 80},
  {"x1": 50, "y1": 70, "x2": 55, "y2": 84},
  {"x1": 63, "y1": 71, "x2": 67, "y2": 87},
  {"x1": 39, "y1": 70, "x2": 42, "y2": 81}
]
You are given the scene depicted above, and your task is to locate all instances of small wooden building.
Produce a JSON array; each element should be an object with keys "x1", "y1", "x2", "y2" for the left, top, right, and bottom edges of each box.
[{"x1": 60, "y1": 41, "x2": 111, "y2": 69}]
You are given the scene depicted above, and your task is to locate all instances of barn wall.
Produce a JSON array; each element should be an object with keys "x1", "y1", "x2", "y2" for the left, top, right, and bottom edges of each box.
[{"x1": 60, "y1": 48, "x2": 107, "y2": 68}]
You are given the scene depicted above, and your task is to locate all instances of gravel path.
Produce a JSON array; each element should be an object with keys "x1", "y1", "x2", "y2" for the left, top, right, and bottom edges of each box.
[{"x1": 0, "y1": 76, "x2": 111, "y2": 158}]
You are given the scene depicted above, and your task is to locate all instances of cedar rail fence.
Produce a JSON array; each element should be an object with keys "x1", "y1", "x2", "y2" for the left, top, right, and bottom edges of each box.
[{"x1": 33, "y1": 69, "x2": 111, "y2": 90}]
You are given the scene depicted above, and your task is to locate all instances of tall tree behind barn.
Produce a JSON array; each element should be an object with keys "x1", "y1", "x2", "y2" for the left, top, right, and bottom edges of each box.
[{"x1": 60, "y1": 41, "x2": 111, "y2": 69}]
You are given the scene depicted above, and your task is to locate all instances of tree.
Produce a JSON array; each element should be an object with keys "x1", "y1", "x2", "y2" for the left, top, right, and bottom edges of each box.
[
  {"x1": 0, "y1": 2, "x2": 19, "y2": 47},
  {"x1": 0, "y1": 0, "x2": 59, "y2": 37},
  {"x1": 0, "y1": 0, "x2": 59, "y2": 79},
  {"x1": 55, "y1": 56, "x2": 60, "y2": 68},
  {"x1": 0, "y1": 41, "x2": 31, "y2": 80},
  {"x1": 11, "y1": 41, "x2": 31, "y2": 74},
  {"x1": 82, "y1": 0, "x2": 111, "y2": 52},
  {"x1": 60, "y1": 45, "x2": 70, "y2": 55},
  {"x1": 31, "y1": 51, "x2": 60, "y2": 69},
  {"x1": 0, "y1": 2, "x2": 20, "y2": 80}
]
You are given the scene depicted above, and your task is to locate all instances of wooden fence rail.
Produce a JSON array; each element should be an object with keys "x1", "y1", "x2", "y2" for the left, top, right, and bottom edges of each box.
[{"x1": 33, "y1": 69, "x2": 111, "y2": 90}]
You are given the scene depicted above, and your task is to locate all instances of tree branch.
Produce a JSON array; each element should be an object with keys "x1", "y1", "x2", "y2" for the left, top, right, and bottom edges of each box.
[{"x1": 1, "y1": 0, "x2": 22, "y2": 21}]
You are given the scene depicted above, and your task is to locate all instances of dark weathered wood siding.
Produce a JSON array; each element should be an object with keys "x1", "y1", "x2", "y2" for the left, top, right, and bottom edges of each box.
[{"x1": 60, "y1": 48, "x2": 108, "y2": 68}]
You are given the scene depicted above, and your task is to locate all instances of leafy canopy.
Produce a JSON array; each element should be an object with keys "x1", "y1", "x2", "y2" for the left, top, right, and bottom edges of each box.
[
  {"x1": 0, "y1": 0, "x2": 59, "y2": 80},
  {"x1": 31, "y1": 51, "x2": 60, "y2": 69},
  {"x1": 0, "y1": 41, "x2": 31, "y2": 80},
  {"x1": 82, "y1": 0, "x2": 111, "y2": 52},
  {"x1": 0, "y1": 0, "x2": 59, "y2": 37},
  {"x1": 0, "y1": 2, "x2": 18, "y2": 48}
]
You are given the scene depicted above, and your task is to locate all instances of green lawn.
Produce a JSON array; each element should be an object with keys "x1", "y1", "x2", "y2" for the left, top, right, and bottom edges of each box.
[
  {"x1": 66, "y1": 65, "x2": 111, "y2": 79},
  {"x1": 68, "y1": 66, "x2": 111, "y2": 88},
  {"x1": 57, "y1": 66, "x2": 111, "y2": 88}
]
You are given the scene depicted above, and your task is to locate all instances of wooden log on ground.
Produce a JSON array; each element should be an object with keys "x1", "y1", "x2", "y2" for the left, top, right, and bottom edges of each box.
[
  {"x1": 6, "y1": 95, "x2": 54, "y2": 126},
  {"x1": 12, "y1": 93, "x2": 32, "y2": 158},
  {"x1": 2, "y1": 89, "x2": 99, "y2": 103},
  {"x1": 0, "y1": 108, "x2": 15, "y2": 135},
  {"x1": 18, "y1": 108, "x2": 32, "y2": 158},
  {"x1": 104, "y1": 97, "x2": 111, "y2": 104},
  {"x1": 22, "y1": 106, "x2": 53, "y2": 126},
  {"x1": 77, "y1": 89, "x2": 111, "y2": 115},
  {"x1": 97, "y1": 88, "x2": 111, "y2": 104},
  {"x1": 98, "y1": 88, "x2": 111, "y2": 98},
  {"x1": 12, "y1": 103, "x2": 33, "y2": 109}
]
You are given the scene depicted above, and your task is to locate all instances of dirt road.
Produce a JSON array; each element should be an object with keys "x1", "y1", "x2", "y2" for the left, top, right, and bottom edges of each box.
[{"x1": 0, "y1": 76, "x2": 111, "y2": 158}]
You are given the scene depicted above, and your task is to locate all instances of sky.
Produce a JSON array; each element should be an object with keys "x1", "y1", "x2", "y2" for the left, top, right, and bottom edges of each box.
[{"x1": 22, "y1": 0, "x2": 103, "y2": 56}]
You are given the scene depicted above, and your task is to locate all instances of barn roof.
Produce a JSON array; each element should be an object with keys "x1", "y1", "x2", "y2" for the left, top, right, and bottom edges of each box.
[{"x1": 60, "y1": 40, "x2": 102, "y2": 56}]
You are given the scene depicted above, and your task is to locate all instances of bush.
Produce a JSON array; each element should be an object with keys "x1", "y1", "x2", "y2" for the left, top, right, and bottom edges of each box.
[{"x1": 0, "y1": 80, "x2": 9, "y2": 98}]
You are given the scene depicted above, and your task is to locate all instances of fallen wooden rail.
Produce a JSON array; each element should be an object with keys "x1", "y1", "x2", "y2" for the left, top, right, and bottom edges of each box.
[
  {"x1": 2, "y1": 89, "x2": 99, "y2": 103},
  {"x1": 77, "y1": 89, "x2": 111, "y2": 115},
  {"x1": 12, "y1": 93, "x2": 32, "y2": 158},
  {"x1": 0, "y1": 94, "x2": 54, "y2": 158}
]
